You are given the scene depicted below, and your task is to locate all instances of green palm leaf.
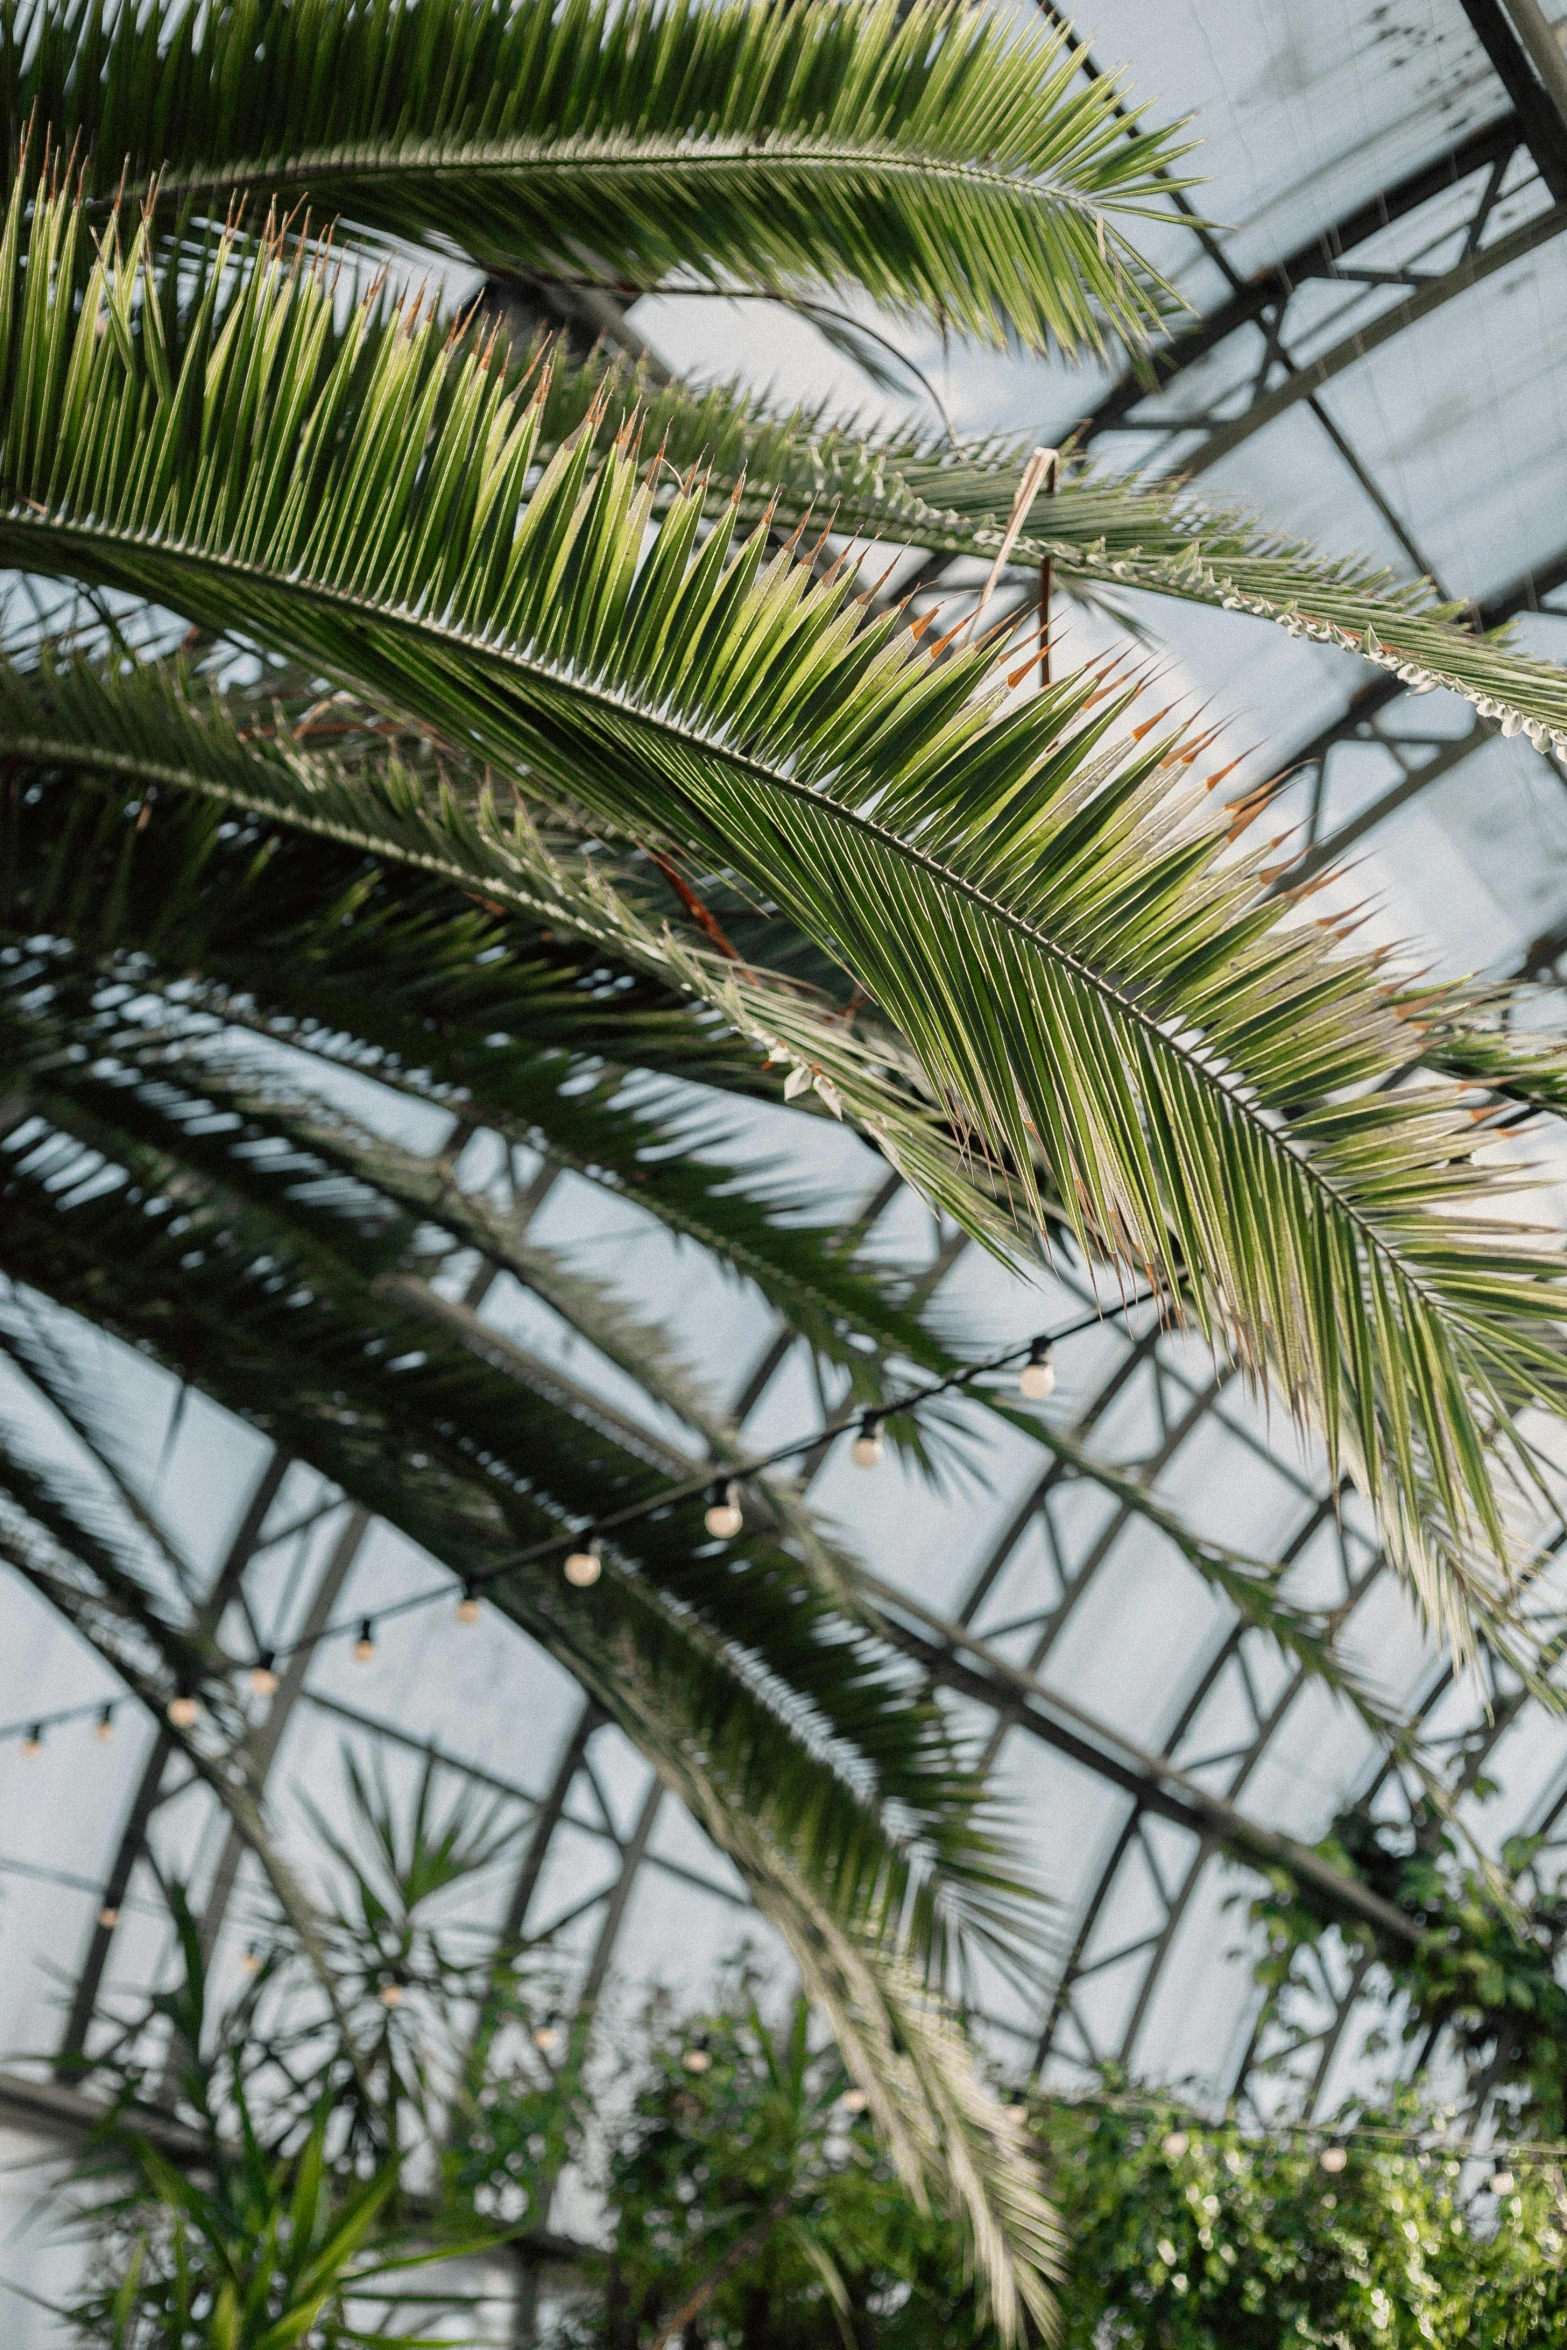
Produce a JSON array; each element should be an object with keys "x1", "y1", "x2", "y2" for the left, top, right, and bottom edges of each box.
[
  {"x1": 4, "y1": 0, "x2": 1183, "y2": 354},
  {"x1": 519, "y1": 349, "x2": 1567, "y2": 756},
  {"x1": 3, "y1": 185, "x2": 1562, "y2": 1651},
  {"x1": 0, "y1": 645, "x2": 1037, "y2": 1259},
  {"x1": 0, "y1": 744, "x2": 1450, "y2": 1738},
  {"x1": 0, "y1": 1123, "x2": 1061, "y2": 2336},
  {"x1": 0, "y1": 706, "x2": 1012, "y2": 1438}
]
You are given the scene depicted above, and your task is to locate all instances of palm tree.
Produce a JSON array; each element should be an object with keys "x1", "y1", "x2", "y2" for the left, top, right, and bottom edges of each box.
[{"x1": 4, "y1": 0, "x2": 1567, "y2": 2332}]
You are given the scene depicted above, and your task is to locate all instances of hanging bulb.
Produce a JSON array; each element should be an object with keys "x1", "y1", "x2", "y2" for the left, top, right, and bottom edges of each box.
[
  {"x1": 166, "y1": 1693, "x2": 199, "y2": 1730},
  {"x1": 532, "y1": 2014, "x2": 563, "y2": 2055},
  {"x1": 1489, "y1": 2169, "x2": 1516, "y2": 2196},
  {"x1": 379, "y1": 1980, "x2": 405, "y2": 2009},
  {"x1": 1319, "y1": 2144, "x2": 1347, "y2": 2174},
  {"x1": 1161, "y1": 2130, "x2": 1189, "y2": 2160},
  {"x1": 703, "y1": 1480, "x2": 743, "y2": 1540},
  {"x1": 354, "y1": 1619, "x2": 376, "y2": 1664},
  {"x1": 682, "y1": 2040, "x2": 713, "y2": 2076},
  {"x1": 96, "y1": 1703, "x2": 115, "y2": 1742},
  {"x1": 21, "y1": 1725, "x2": 42, "y2": 1761},
  {"x1": 1018, "y1": 1337, "x2": 1056, "y2": 1400},
  {"x1": 841, "y1": 2087, "x2": 868, "y2": 2114},
  {"x1": 851, "y1": 1411, "x2": 885, "y2": 1468},
  {"x1": 240, "y1": 1946, "x2": 262, "y2": 1975},
  {"x1": 456, "y1": 1581, "x2": 481, "y2": 1625},
  {"x1": 249, "y1": 1652, "x2": 280, "y2": 1698},
  {"x1": 564, "y1": 1537, "x2": 602, "y2": 1588},
  {"x1": 97, "y1": 1906, "x2": 119, "y2": 1930}
]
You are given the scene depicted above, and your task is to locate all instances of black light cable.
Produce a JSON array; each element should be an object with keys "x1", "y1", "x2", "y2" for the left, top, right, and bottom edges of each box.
[{"x1": 0, "y1": 1287, "x2": 1160, "y2": 1739}]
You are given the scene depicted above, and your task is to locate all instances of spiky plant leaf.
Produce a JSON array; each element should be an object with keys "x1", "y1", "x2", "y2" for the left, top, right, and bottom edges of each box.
[
  {"x1": 3, "y1": 187, "x2": 1563, "y2": 1651},
  {"x1": 0, "y1": 1124, "x2": 1061, "y2": 2334},
  {"x1": 0, "y1": 646, "x2": 1040, "y2": 1258},
  {"x1": 513, "y1": 350, "x2": 1567, "y2": 757},
  {"x1": 3, "y1": 0, "x2": 1183, "y2": 355}
]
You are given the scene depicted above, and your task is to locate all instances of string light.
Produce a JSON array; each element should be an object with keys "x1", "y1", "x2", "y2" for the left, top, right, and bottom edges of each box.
[
  {"x1": 240, "y1": 1947, "x2": 262, "y2": 1975},
  {"x1": 564, "y1": 1536, "x2": 602, "y2": 1588},
  {"x1": 1489, "y1": 2168, "x2": 1516, "y2": 2195},
  {"x1": 533, "y1": 2014, "x2": 563, "y2": 2055},
  {"x1": 5, "y1": 1292, "x2": 1157, "y2": 1753},
  {"x1": 842, "y1": 2087, "x2": 868, "y2": 2114},
  {"x1": 379, "y1": 1980, "x2": 405, "y2": 2009},
  {"x1": 97, "y1": 1905, "x2": 119, "y2": 1929},
  {"x1": 703, "y1": 1480, "x2": 744, "y2": 1539},
  {"x1": 1161, "y1": 2130, "x2": 1190, "y2": 2160},
  {"x1": 1319, "y1": 2145, "x2": 1348, "y2": 2174},
  {"x1": 851, "y1": 1411, "x2": 885, "y2": 1468},
  {"x1": 1018, "y1": 1336, "x2": 1056, "y2": 1400},
  {"x1": 682, "y1": 2036, "x2": 713, "y2": 2075}
]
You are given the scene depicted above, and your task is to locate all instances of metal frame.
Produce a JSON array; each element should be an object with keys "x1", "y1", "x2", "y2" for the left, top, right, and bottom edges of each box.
[{"x1": 10, "y1": 1, "x2": 1567, "y2": 2147}]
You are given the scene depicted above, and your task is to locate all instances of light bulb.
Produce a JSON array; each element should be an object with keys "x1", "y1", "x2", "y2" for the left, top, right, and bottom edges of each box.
[
  {"x1": 240, "y1": 1948, "x2": 262, "y2": 1975},
  {"x1": 682, "y1": 2046, "x2": 712, "y2": 2075},
  {"x1": 704, "y1": 1481, "x2": 743, "y2": 1539},
  {"x1": 96, "y1": 1705, "x2": 115, "y2": 1741},
  {"x1": 1319, "y1": 2145, "x2": 1347, "y2": 2174},
  {"x1": 21, "y1": 1726, "x2": 41, "y2": 1761},
  {"x1": 249, "y1": 1654, "x2": 279, "y2": 1698},
  {"x1": 1019, "y1": 1339, "x2": 1056, "y2": 1400},
  {"x1": 1161, "y1": 2131, "x2": 1189, "y2": 2160},
  {"x1": 851, "y1": 1413, "x2": 884, "y2": 1468},
  {"x1": 354, "y1": 1620, "x2": 376, "y2": 1664},
  {"x1": 564, "y1": 1540, "x2": 602, "y2": 1588},
  {"x1": 842, "y1": 2087, "x2": 868, "y2": 2114},
  {"x1": 533, "y1": 2022, "x2": 562, "y2": 2054},
  {"x1": 1489, "y1": 2169, "x2": 1515, "y2": 2196},
  {"x1": 166, "y1": 1694, "x2": 199, "y2": 1730},
  {"x1": 97, "y1": 1906, "x2": 119, "y2": 1930},
  {"x1": 379, "y1": 1981, "x2": 405, "y2": 2009},
  {"x1": 456, "y1": 1585, "x2": 481, "y2": 1625}
]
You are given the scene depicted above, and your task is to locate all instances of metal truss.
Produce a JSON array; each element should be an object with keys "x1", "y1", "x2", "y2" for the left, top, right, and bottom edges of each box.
[{"x1": 17, "y1": 2, "x2": 1567, "y2": 2152}]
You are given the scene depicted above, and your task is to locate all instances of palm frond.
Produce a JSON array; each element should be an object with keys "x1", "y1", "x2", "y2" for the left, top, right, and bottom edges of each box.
[
  {"x1": 0, "y1": 771, "x2": 1448, "y2": 1729},
  {"x1": 0, "y1": 1098, "x2": 1036, "y2": 1954},
  {"x1": 508, "y1": 350, "x2": 1567, "y2": 755},
  {"x1": 0, "y1": 718, "x2": 1002, "y2": 1424},
  {"x1": 0, "y1": 645, "x2": 1034, "y2": 1255},
  {"x1": 4, "y1": 0, "x2": 1184, "y2": 355},
  {"x1": 2, "y1": 190, "x2": 1561, "y2": 1649},
  {"x1": 0, "y1": 1124, "x2": 1061, "y2": 2333}
]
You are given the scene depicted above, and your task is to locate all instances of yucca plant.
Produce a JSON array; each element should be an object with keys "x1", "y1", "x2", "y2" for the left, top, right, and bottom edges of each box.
[{"x1": 5, "y1": 0, "x2": 1567, "y2": 2335}]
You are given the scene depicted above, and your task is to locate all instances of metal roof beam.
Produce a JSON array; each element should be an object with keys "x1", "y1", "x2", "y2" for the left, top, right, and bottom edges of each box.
[
  {"x1": 852, "y1": 1566, "x2": 1420, "y2": 1947},
  {"x1": 1086, "y1": 113, "x2": 1528, "y2": 437},
  {"x1": 1461, "y1": 0, "x2": 1567, "y2": 202}
]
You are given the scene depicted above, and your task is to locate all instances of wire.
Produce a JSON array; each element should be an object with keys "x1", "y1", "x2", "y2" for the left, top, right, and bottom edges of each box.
[
  {"x1": 243, "y1": 1282, "x2": 1162, "y2": 1674},
  {"x1": 0, "y1": 1283, "x2": 1162, "y2": 1734}
]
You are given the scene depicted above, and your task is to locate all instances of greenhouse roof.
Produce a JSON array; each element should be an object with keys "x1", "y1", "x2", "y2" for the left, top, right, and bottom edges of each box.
[{"x1": 4, "y1": 0, "x2": 1567, "y2": 2176}]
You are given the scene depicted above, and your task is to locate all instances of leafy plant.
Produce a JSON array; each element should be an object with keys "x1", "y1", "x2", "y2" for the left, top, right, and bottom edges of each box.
[{"x1": 1249, "y1": 1801, "x2": 1567, "y2": 2139}]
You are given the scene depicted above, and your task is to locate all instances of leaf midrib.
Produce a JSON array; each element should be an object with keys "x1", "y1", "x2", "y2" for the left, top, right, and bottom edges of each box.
[
  {"x1": 96, "y1": 132, "x2": 1137, "y2": 219},
  {"x1": 0, "y1": 501, "x2": 1461, "y2": 1338}
]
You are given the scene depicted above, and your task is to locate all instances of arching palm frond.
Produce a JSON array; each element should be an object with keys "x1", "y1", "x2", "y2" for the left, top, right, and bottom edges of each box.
[
  {"x1": 0, "y1": 736, "x2": 1444, "y2": 1741},
  {"x1": 3, "y1": 187, "x2": 1563, "y2": 1658},
  {"x1": 3, "y1": 0, "x2": 1183, "y2": 354},
  {"x1": 514, "y1": 349, "x2": 1567, "y2": 756},
  {"x1": 0, "y1": 1120, "x2": 1063, "y2": 2337},
  {"x1": 0, "y1": 645, "x2": 1040, "y2": 1258}
]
